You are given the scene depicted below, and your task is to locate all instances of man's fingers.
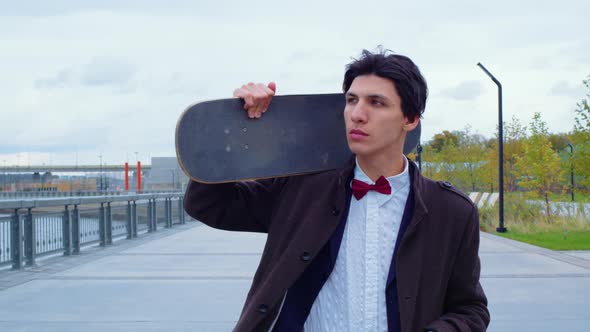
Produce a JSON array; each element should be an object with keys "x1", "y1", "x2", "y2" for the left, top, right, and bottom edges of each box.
[
  {"x1": 248, "y1": 84, "x2": 268, "y2": 116},
  {"x1": 256, "y1": 83, "x2": 275, "y2": 114},
  {"x1": 233, "y1": 81, "x2": 277, "y2": 118}
]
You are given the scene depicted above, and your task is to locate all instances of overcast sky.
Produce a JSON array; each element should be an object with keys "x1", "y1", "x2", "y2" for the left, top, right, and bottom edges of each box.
[{"x1": 1, "y1": 0, "x2": 588, "y2": 166}]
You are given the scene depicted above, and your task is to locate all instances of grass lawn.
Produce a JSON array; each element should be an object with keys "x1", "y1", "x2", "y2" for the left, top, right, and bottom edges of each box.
[
  {"x1": 492, "y1": 229, "x2": 590, "y2": 250},
  {"x1": 548, "y1": 192, "x2": 590, "y2": 203},
  {"x1": 479, "y1": 192, "x2": 590, "y2": 250}
]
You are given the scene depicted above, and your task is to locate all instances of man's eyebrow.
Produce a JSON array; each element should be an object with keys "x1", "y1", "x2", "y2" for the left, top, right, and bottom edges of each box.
[
  {"x1": 368, "y1": 94, "x2": 390, "y2": 101},
  {"x1": 345, "y1": 92, "x2": 391, "y2": 103}
]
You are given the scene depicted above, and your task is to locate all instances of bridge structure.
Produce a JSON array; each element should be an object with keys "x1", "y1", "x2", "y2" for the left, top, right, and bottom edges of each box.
[{"x1": 0, "y1": 165, "x2": 151, "y2": 173}]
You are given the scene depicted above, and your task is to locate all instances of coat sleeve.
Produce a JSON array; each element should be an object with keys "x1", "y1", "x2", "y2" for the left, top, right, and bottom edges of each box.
[
  {"x1": 425, "y1": 205, "x2": 490, "y2": 332},
  {"x1": 183, "y1": 177, "x2": 287, "y2": 233}
]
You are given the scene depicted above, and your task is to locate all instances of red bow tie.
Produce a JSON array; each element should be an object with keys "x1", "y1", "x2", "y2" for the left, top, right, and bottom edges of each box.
[{"x1": 351, "y1": 176, "x2": 391, "y2": 200}]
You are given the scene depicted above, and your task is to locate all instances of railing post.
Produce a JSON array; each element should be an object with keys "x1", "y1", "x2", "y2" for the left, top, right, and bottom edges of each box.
[
  {"x1": 152, "y1": 199, "x2": 158, "y2": 232},
  {"x1": 72, "y1": 205, "x2": 80, "y2": 255},
  {"x1": 106, "y1": 202, "x2": 113, "y2": 245},
  {"x1": 99, "y1": 203, "x2": 106, "y2": 247},
  {"x1": 147, "y1": 200, "x2": 153, "y2": 232},
  {"x1": 132, "y1": 200, "x2": 138, "y2": 238},
  {"x1": 165, "y1": 198, "x2": 171, "y2": 228},
  {"x1": 126, "y1": 201, "x2": 132, "y2": 240},
  {"x1": 163, "y1": 198, "x2": 168, "y2": 228},
  {"x1": 63, "y1": 206, "x2": 72, "y2": 256},
  {"x1": 170, "y1": 199, "x2": 175, "y2": 226},
  {"x1": 11, "y1": 209, "x2": 22, "y2": 270},
  {"x1": 24, "y1": 208, "x2": 36, "y2": 266},
  {"x1": 169, "y1": 198, "x2": 173, "y2": 227},
  {"x1": 178, "y1": 198, "x2": 183, "y2": 224},
  {"x1": 176, "y1": 198, "x2": 183, "y2": 225}
]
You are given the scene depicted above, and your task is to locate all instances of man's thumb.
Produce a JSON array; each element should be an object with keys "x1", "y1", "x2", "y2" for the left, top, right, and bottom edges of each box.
[{"x1": 267, "y1": 81, "x2": 277, "y2": 93}]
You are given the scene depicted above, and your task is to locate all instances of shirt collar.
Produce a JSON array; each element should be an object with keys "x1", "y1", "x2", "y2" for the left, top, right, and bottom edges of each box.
[{"x1": 352, "y1": 156, "x2": 410, "y2": 206}]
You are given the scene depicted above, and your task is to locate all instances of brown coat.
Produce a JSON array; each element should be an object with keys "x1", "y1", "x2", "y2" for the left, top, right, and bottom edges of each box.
[{"x1": 184, "y1": 159, "x2": 489, "y2": 331}]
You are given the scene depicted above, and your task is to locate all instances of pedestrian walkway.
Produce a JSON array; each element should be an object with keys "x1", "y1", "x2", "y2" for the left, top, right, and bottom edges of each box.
[
  {"x1": 480, "y1": 232, "x2": 590, "y2": 331},
  {"x1": 0, "y1": 222, "x2": 588, "y2": 331}
]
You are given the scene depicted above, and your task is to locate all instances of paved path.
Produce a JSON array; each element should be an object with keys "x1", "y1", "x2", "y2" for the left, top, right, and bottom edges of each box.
[{"x1": 0, "y1": 222, "x2": 588, "y2": 331}]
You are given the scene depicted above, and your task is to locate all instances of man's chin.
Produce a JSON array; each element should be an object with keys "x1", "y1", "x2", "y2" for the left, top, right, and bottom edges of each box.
[{"x1": 347, "y1": 145, "x2": 370, "y2": 158}]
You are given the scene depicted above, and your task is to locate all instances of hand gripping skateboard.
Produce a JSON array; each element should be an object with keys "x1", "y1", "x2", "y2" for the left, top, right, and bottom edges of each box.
[{"x1": 176, "y1": 94, "x2": 421, "y2": 183}]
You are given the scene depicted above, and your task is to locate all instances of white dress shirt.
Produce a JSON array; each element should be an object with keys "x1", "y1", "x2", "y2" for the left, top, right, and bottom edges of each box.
[{"x1": 304, "y1": 157, "x2": 411, "y2": 332}]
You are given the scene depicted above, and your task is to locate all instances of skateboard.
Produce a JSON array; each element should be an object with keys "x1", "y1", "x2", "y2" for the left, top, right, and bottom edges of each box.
[{"x1": 176, "y1": 94, "x2": 421, "y2": 183}]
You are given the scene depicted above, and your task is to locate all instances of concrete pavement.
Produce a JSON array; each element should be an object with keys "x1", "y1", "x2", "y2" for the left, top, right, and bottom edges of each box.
[{"x1": 0, "y1": 221, "x2": 588, "y2": 331}]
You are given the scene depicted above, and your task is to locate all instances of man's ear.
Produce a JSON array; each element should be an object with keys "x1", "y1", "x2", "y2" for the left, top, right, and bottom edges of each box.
[{"x1": 403, "y1": 115, "x2": 420, "y2": 132}]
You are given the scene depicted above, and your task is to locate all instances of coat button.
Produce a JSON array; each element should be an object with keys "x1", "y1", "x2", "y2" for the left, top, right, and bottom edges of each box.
[
  {"x1": 442, "y1": 181, "x2": 452, "y2": 188},
  {"x1": 300, "y1": 251, "x2": 311, "y2": 262},
  {"x1": 331, "y1": 208, "x2": 340, "y2": 216},
  {"x1": 258, "y1": 304, "x2": 268, "y2": 313}
]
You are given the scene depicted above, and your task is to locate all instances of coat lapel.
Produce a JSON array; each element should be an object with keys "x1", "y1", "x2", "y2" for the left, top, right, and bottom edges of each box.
[{"x1": 387, "y1": 161, "x2": 428, "y2": 287}]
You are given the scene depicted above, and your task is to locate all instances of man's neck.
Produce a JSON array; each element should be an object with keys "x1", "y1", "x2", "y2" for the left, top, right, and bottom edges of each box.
[{"x1": 356, "y1": 153, "x2": 406, "y2": 182}]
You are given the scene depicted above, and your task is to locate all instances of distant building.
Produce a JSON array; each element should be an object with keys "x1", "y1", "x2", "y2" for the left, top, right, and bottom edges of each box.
[
  {"x1": 0, "y1": 173, "x2": 96, "y2": 192},
  {"x1": 143, "y1": 157, "x2": 188, "y2": 191}
]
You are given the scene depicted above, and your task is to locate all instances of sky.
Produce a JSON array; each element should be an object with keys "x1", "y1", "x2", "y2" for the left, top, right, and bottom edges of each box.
[{"x1": 0, "y1": 0, "x2": 588, "y2": 166}]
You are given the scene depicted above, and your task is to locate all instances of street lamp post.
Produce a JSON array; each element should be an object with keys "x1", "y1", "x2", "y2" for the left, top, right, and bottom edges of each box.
[
  {"x1": 417, "y1": 142, "x2": 423, "y2": 171},
  {"x1": 566, "y1": 143, "x2": 575, "y2": 202},
  {"x1": 477, "y1": 62, "x2": 507, "y2": 233}
]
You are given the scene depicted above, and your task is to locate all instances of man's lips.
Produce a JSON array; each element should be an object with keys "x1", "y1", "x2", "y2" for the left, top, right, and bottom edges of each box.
[
  {"x1": 350, "y1": 129, "x2": 368, "y2": 136},
  {"x1": 349, "y1": 129, "x2": 368, "y2": 140}
]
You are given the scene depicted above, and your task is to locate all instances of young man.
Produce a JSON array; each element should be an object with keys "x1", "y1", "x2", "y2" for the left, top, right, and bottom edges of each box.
[{"x1": 184, "y1": 49, "x2": 490, "y2": 331}]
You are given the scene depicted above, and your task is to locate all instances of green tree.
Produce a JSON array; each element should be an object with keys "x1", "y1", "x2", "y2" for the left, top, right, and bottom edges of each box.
[
  {"x1": 503, "y1": 116, "x2": 528, "y2": 192},
  {"x1": 572, "y1": 74, "x2": 590, "y2": 190},
  {"x1": 421, "y1": 132, "x2": 461, "y2": 186},
  {"x1": 430, "y1": 130, "x2": 460, "y2": 153},
  {"x1": 419, "y1": 143, "x2": 438, "y2": 179},
  {"x1": 453, "y1": 126, "x2": 488, "y2": 192},
  {"x1": 431, "y1": 138, "x2": 461, "y2": 184},
  {"x1": 514, "y1": 113, "x2": 563, "y2": 220},
  {"x1": 547, "y1": 133, "x2": 569, "y2": 152},
  {"x1": 480, "y1": 144, "x2": 498, "y2": 192}
]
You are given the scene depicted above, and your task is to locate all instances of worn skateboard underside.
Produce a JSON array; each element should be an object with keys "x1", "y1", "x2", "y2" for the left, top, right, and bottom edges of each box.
[{"x1": 176, "y1": 94, "x2": 421, "y2": 183}]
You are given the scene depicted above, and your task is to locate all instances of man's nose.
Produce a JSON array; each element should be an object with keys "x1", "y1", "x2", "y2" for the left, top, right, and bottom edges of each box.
[{"x1": 350, "y1": 102, "x2": 368, "y2": 122}]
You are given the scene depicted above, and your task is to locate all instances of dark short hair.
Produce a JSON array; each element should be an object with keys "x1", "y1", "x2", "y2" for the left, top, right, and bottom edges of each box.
[{"x1": 343, "y1": 48, "x2": 428, "y2": 121}]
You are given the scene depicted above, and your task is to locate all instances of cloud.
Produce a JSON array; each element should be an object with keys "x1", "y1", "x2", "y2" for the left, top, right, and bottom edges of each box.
[
  {"x1": 35, "y1": 68, "x2": 76, "y2": 89},
  {"x1": 80, "y1": 58, "x2": 136, "y2": 87},
  {"x1": 35, "y1": 57, "x2": 136, "y2": 92},
  {"x1": 549, "y1": 80, "x2": 585, "y2": 98},
  {"x1": 441, "y1": 81, "x2": 483, "y2": 101},
  {"x1": 1, "y1": 0, "x2": 588, "y2": 165},
  {"x1": 0, "y1": 143, "x2": 82, "y2": 154}
]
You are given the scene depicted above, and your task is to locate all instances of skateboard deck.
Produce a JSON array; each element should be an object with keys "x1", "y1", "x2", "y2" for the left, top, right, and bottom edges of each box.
[{"x1": 176, "y1": 94, "x2": 421, "y2": 183}]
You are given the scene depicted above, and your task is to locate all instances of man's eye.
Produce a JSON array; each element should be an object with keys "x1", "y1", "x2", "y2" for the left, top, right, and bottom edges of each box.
[
  {"x1": 346, "y1": 98, "x2": 357, "y2": 104},
  {"x1": 372, "y1": 100, "x2": 384, "y2": 106}
]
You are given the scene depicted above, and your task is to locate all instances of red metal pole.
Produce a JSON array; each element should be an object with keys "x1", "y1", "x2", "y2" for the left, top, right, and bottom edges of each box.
[
  {"x1": 137, "y1": 161, "x2": 142, "y2": 192},
  {"x1": 124, "y1": 162, "x2": 129, "y2": 191}
]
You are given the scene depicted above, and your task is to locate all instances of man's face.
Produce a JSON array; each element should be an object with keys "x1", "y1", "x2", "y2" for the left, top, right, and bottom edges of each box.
[{"x1": 344, "y1": 74, "x2": 419, "y2": 159}]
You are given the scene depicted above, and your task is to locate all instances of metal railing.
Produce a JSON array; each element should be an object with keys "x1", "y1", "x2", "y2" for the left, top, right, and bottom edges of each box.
[
  {"x1": 0, "y1": 192, "x2": 187, "y2": 269},
  {"x1": 0, "y1": 190, "x2": 179, "y2": 199}
]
